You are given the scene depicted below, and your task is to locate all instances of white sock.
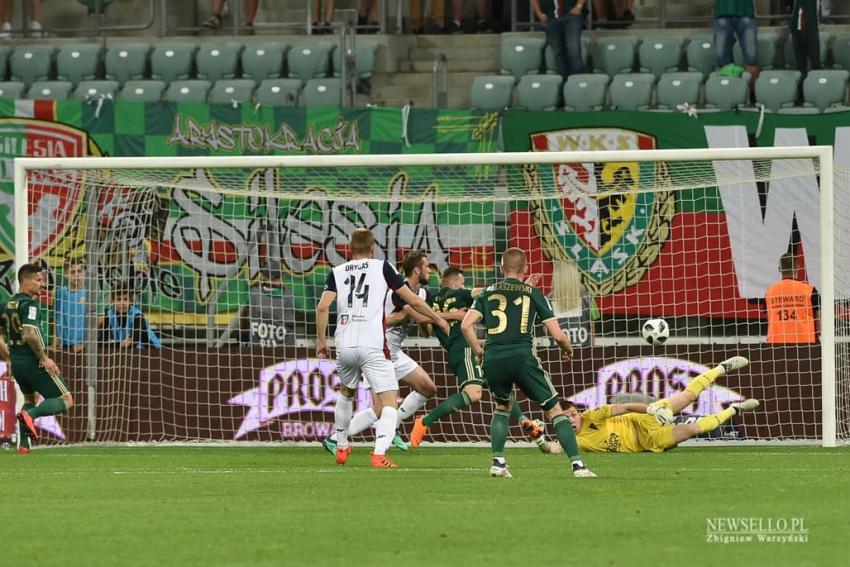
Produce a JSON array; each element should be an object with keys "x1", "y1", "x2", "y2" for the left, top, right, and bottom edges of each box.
[
  {"x1": 396, "y1": 391, "x2": 428, "y2": 427},
  {"x1": 349, "y1": 408, "x2": 378, "y2": 436},
  {"x1": 334, "y1": 395, "x2": 354, "y2": 448},
  {"x1": 373, "y1": 407, "x2": 398, "y2": 455}
]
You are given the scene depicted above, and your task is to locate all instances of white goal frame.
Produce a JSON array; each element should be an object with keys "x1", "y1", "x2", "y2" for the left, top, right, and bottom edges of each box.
[{"x1": 13, "y1": 146, "x2": 838, "y2": 447}]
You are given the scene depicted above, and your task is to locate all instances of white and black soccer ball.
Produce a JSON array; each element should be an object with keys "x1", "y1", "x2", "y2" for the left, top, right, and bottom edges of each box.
[{"x1": 641, "y1": 318, "x2": 670, "y2": 345}]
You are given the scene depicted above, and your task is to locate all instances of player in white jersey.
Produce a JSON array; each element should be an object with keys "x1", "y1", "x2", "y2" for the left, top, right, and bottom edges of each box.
[{"x1": 316, "y1": 229, "x2": 449, "y2": 469}]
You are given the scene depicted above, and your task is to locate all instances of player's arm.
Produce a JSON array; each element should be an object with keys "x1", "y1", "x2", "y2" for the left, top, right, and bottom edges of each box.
[
  {"x1": 0, "y1": 334, "x2": 9, "y2": 363},
  {"x1": 543, "y1": 319, "x2": 573, "y2": 360},
  {"x1": 460, "y1": 308, "x2": 483, "y2": 358},
  {"x1": 315, "y1": 271, "x2": 337, "y2": 358},
  {"x1": 395, "y1": 285, "x2": 448, "y2": 334},
  {"x1": 608, "y1": 403, "x2": 649, "y2": 416}
]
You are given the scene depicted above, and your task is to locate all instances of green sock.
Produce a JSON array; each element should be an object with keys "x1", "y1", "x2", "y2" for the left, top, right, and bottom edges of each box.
[
  {"x1": 553, "y1": 415, "x2": 582, "y2": 462},
  {"x1": 19, "y1": 402, "x2": 35, "y2": 449},
  {"x1": 27, "y1": 398, "x2": 67, "y2": 419},
  {"x1": 491, "y1": 410, "x2": 510, "y2": 457},
  {"x1": 509, "y1": 399, "x2": 525, "y2": 424},
  {"x1": 423, "y1": 391, "x2": 470, "y2": 426}
]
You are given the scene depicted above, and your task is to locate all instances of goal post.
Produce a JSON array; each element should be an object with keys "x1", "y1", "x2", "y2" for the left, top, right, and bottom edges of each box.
[{"x1": 11, "y1": 146, "x2": 844, "y2": 447}]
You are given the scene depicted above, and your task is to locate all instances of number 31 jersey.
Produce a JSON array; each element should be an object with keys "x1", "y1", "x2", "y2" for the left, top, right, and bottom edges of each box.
[{"x1": 324, "y1": 259, "x2": 405, "y2": 351}]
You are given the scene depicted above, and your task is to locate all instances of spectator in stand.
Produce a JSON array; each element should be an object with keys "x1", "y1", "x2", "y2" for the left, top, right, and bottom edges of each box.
[
  {"x1": 53, "y1": 259, "x2": 89, "y2": 354},
  {"x1": 357, "y1": 0, "x2": 378, "y2": 32},
  {"x1": 714, "y1": 0, "x2": 759, "y2": 84},
  {"x1": 532, "y1": 0, "x2": 588, "y2": 79},
  {"x1": 790, "y1": 0, "x2": 821, "y2": 78},
  {"x1": 591, "y1": 0, "x2": 635, "y2": 28},
  {"x1": 446, "y1": 0, "x2": 490, "y2": 33},
  {"x1": 0, "y1": 0, "x2": 42, "y2": 38},
  {"x1": 410, "y1": 0, "x2": 446, "y2": 33},
  {"x1": 98, "y1": 285, "x2": 161, "y2": 349},
  {"x1": 311, "y1": 0, "x2": 335, "y2": 33},
  {"x1": 820, "y1": 0, "x2": 832, "y2": 24},
  {"x1": 203, "y1": 0, "x2": 259, "y2": 32},
  {"x1": 239, "y1": 265, "x2": 296, "y2": 347}
]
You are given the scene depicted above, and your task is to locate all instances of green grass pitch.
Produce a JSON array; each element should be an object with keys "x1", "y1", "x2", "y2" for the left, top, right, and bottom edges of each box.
[{"x1": 3, "y1": 446, "x2": 849, "y2": 566}]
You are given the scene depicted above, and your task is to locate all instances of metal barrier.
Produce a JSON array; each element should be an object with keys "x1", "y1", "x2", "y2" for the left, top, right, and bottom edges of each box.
[
  {"x1": 5, "y1": 0, "x2": 156, "y2": 36},
  {"x1": 432, "y1": 53, "x2": 447, "y2": 108}
]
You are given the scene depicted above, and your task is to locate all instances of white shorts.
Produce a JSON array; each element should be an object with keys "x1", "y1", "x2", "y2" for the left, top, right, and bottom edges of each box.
[
  {"x1": 393, "y1": 350, "x2": 419, "y2": 382},
  {"x1": 336, "y1": 347, "x2": 397, "y2": 394}
]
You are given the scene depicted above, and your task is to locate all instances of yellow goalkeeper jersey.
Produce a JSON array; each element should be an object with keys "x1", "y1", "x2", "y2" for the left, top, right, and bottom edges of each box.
[{"x1": 577, "y1": 405, "x2": 645, "y2": 453}]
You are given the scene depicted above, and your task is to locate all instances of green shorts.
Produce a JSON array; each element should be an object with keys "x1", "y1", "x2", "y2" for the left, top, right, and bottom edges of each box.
[
  {"x1": 483, "y1": 354, "x2": 559, "y2": 411},
  {"x1": 446, "y1": 343, "x2": 485, "y2": 389},
  {"x1": 11, "y1": 356, "x2": 69, "y2": 399}
]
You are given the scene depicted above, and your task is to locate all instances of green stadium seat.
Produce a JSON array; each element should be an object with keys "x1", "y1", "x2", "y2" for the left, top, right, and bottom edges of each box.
[
  {"x1": 27, "y1": 81, "x2": 73, "y2": 101},
  {"x1": 686, "y1": 35, "x2": 715, "y2": 79},
  {"x1": 118, "y1": 80, "x2": 166, "y2": 102},
  {"x1": 655, "y1": 72, "x2": 702, "y2": 110},
  {"x1": 287, "y1": 43, "x2": 332, "y2": 83},
  {"x1": 332, "y1": 42, "x2": 377, "y2": 81},
  {"x1": 638, "y1": 37, "x2": 684, "y2": 80},
  {"x1": 591, "y1": 37, "x2": 637, "y2": 77},
  {"x1": 469, "y1": 75, "x2": 514, "y2": 110},
  {"x1": 783, "y1": 33, "x2": 832, "y2": 70},
  {"x1": 734, "y1": 33, "x2": 781, "y2": 70},
  {"x1": 164, "y1": 80, "x2": 211, "y2": 103},
  {"x1": 515, "y1": 74, "x2": 562, "y2": 110},
  {"x1": 544, "y1": 36, "x2": 591, "y2": 75},
  {"x1": 255, "y1": 78, "x2": 301, "y2": 106},
  {"x1": 832, "y1": 34, "x2": 850, "y2": 70},
  {"x1": 151, "y1": 43, "x2": 196, "y2": 84},
  {"x1": 704, "y1": 75, "x2": 749, "y2": 110},
  {"x1": 105, "y1": 43, "x2": 149, "y2": 86},
  {"x1": 241, "y1": 42, "x2": 287, "y2": 80},
  {"x1": 196, "y1": 43, "x2": 242, "y2": 82},
  {"x1": 754, "y1": 70, "x2": 800, "y2": 112},
  {"x1": 10, "y1": 46, "x2": 54, "y2": 88},
  {"x1": 56, "y1": 44, "x2": 102, "y2": 87},
  {"x1": 801, "y1": 69, "x2": 849, "y2": 112},
  {"x1": 209, "y1": 79, "x2": 256, "y2": 105},
  {"x1": 0, "y1": 81, "x2": 25, "y2": 99},
  {"x1": 563, "y1": 73, "x2": 608, "y2": 111},
  {"x1": 73, "y1": 80, "x2": 119, "y2": 100},
  {"x1": 609, "y1": 73, "x2": 654, "y2": 110},
  {"x1": 302, "y1": 77, "x2": 342, "y2": 107},
  {"x1": 501, "y1": 37, "x2": 545, "y2": 82}
]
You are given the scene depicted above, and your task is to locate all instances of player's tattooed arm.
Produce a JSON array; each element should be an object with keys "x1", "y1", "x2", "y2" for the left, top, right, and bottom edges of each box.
[{"x1": 22, "y1": 326, "x2": 47, "y2": 361}]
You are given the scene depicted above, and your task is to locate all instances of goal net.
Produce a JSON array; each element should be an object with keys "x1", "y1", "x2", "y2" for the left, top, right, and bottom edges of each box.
[{"x1": 8, "y1": 148, "x2": 847, "y2": 447}]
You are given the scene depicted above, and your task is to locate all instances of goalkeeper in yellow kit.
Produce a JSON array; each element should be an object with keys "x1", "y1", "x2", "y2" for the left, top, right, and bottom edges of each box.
[{"x1": 550, "y1": 356, "x2": 758, "y2": 453}]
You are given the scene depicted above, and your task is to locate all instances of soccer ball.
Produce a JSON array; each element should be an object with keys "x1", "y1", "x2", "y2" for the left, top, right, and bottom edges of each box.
[{"x1": 641, "y1": 318, "x2": 670, "y2": 345}]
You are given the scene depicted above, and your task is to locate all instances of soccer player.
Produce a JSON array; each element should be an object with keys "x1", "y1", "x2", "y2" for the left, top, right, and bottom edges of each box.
[
  {"x1": 322, "y1": 250, "x2": 444, "y2": 453},
  {"x1": 460, "y1": 248, "x2": 595, "y2": 478},
  {"x1": 555, "y1": 357, "x2": 758, "y2": 453},
  {"x1": 410, "y1": 266, "x2": 551, "y2": 449},
  {"x1": 315, "y1": 229, "x2": 449, "y2": 468},
  {"x1": 0, "y1": 263, "x2": 75, "y2": 454}
]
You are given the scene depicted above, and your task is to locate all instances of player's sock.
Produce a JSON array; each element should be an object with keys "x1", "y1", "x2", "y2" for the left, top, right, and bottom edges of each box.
[
  {"x1": 685, "y1": 366, "x2": 724, "y2": 398},
  {"x1": 373, "y1": 407, "x2": 398, "y2": 456},
  {"x1": 552, "y1": 415, "x2": 583, "y2": 463},
  {"x1": 397, "y1": 391, "x2": 428, "y2": 427},
  {"x1": 27, "y1": 398, "x2": 67, "y2": 419},
  {"x1": 422, "y1": 391, "x2": 470, "y2": 426},
  {"x1": 349, "y1": 408, "x2": 378, "y2": 436},
  {"x1": 490, "y1": 409, "x2": 510, "y2": 457},
  {"x1": 696, "y1": 407, "x2": 735, "y2": 434},
  {"x1": 334, "y1": 394, "x2": 354, "y2": 448},
  {"x1": 508, "y1": 400, "x2": 525, "y2": 424}
]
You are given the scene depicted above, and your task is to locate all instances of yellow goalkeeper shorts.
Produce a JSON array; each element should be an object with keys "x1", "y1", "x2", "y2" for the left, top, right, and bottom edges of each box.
[{"x1": 632, "y1": 414, "x2": 677, "y2": 452}]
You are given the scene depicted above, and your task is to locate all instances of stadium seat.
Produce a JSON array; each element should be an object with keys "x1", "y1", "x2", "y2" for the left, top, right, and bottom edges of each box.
[
  {"x1": 196, "y1": 43, "x2": 242, "y2": 82},
  {"x1": 56, "y1": 44, "x2": 102, "y2": 87},
  {"x1": 501, "y1": 37, "x2": 545, "y2": 82},
  {"x1": 515, "y1": 74, "x2": 562, "y2": 110},
  {"x1": 73, "y1": 80, "x2": 119, "y2": 100},
  {"x1": 10, "y1": 46, "x2": 54, "y2": 88},
  {"x1": 332, "y1": 42, "x2": 378, "y2": 81},
  {"x1": 686, "y1": 35, "x2": 715, "y2": 79},
  {"x1": 118, "y1": 80, "x2": 166, "y2": 102},
  {"x1": 151, "y1": 43, "x2": 196, "y2": 84},
  {"x1": 801, "y1": 69, "x2": 849, "y2": 112},
  {"x1": 209, "y1": 79, "x2": 256, "y2": 105},
  {"x1": 105, "y1": 43, "x2": 149, "y2": 86},
  {"x1": 469, "y1": 75, "x2": 514, "y2": 110},
  {"x1": 655, "y1": 72, "x2": 702, "y2": 110},
  {"x1": 734, "y1": 33, "x2": 781, "y2": 70},
  {"x1": 255, "y1": 78, "x2": 301, "y2": 106},
  {"x1": 163, "y1": 80, "x2": 211, "y2": 103},
  {"x1": 241, "y1": 42, "x2": 287, "y2": 80},
  {"x1": 832, "y1": 34, "x2": 850, "y2": 70},
  {"x1": 638, "y1": 37, "x2": 684, "y2": 80},
  {"x1": 563, "y1": 73, "x2": 609, "y2": 111},
  {"x1": 544, "y1": 36, "x2": 591, "y2": 75},
  {"x1": 776, "y1": 106, "x2": 820, "y2": 115},
  {"x1": 27, "y1": 81, "x2": 73, "y2": 101},
  {"x1": 783, "y1": 33, "x2": 832, "y2": 70},
  {"x1": 302, "y1": 77, "x2": 342, "y2": 107},
  {"x1": 591, "y1": 37, "x2": 637, "y2": 77},
  {"x1": 287, "y1": 43, "x2": 332, "y2": 83},
  {"x1": 704, "y1": 75, "x2": 749, "y2": 110},
  {"x1": 0, "y1": 81, "x2": 25, "y2": 99},
  {"x1": 754, "y1": 70, "x2": 800, "y2": 112},
  {"x1": 609, "y1": 73, "x2": 654, "y2": 111}
]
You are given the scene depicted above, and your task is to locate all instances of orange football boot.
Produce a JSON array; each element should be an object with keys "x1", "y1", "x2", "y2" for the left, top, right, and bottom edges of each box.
[
  {"x1": 371, "y1": 453, "x2": 398, "y2": 468},
  {"x1": 410, "y1": 416, "x2": 428, "y2": 448},
  {"x1": 335, "y1": 446, "x2": 351, "y2": 465}
]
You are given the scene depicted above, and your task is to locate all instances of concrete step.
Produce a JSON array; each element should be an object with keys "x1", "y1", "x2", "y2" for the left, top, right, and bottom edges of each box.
[
  {"x1": 372, "y1": 70, "x2": 484, "y2": 88},
  {"x1": 415, "y1": 34, "x2": 501, "y2": 48},
  {"x1": 377, "y1": 94, "x2": 472, "y2": 109},
  {"x1": 403, "y1": 58, "x2": 498, "y2": 73},
  {"x1": 409, "y1": 46, "x2": 500, "y2": 62}
]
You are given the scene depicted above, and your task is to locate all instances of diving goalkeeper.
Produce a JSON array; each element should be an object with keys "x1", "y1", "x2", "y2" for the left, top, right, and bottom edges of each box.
[{"x1": 547, "y1": 356, "x2": 758, "y2": 453}]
